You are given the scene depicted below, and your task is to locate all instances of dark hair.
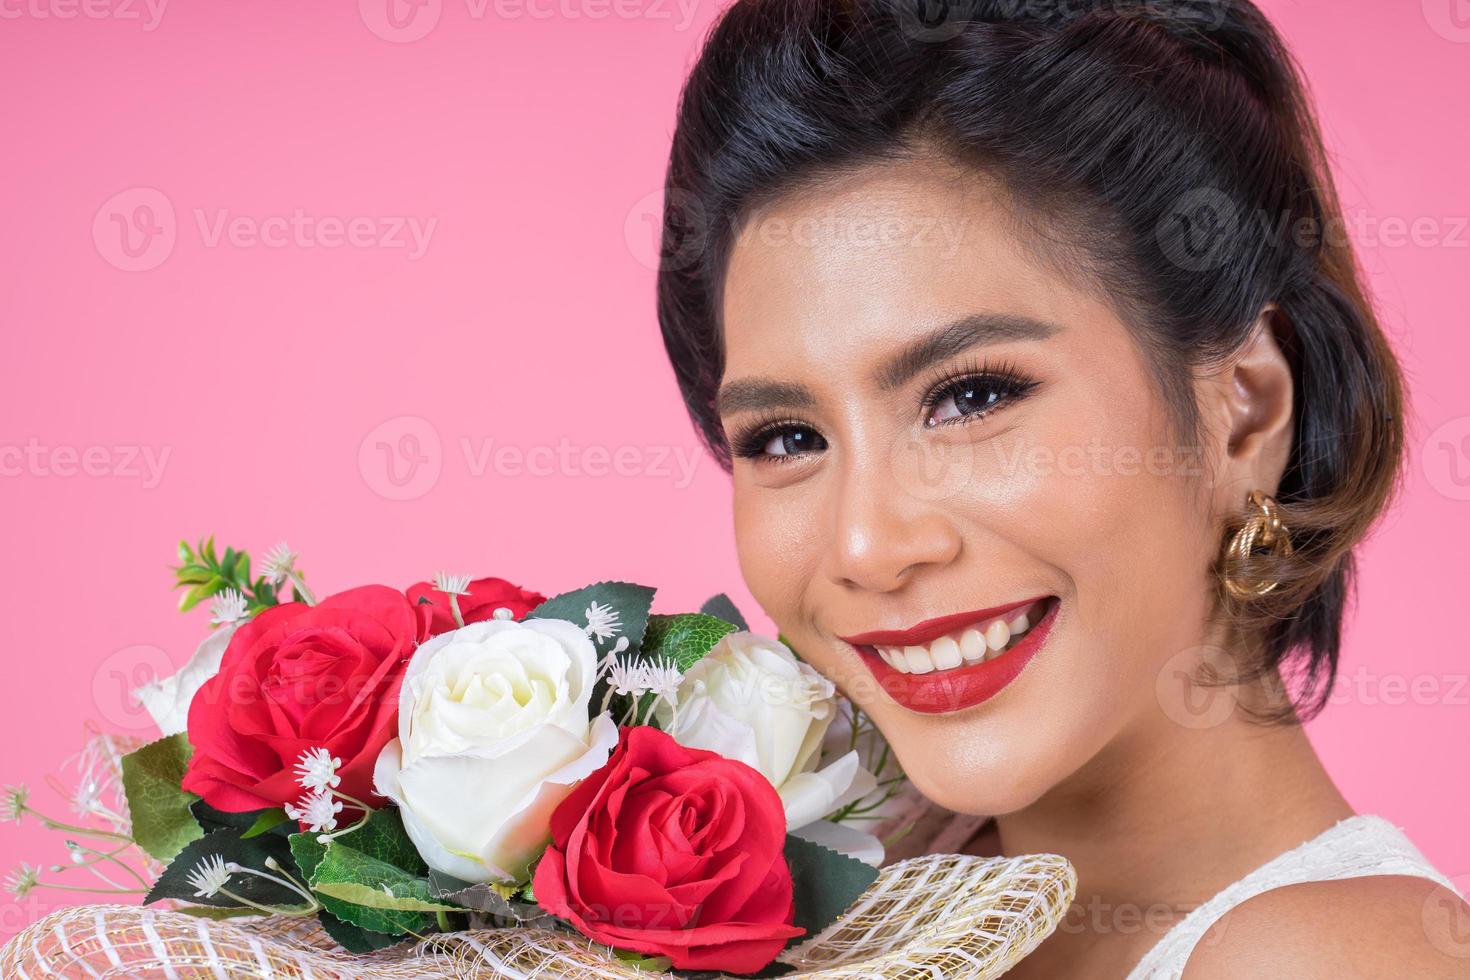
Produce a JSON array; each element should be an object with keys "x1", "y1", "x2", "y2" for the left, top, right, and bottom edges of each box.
[{"x1": 656, "y1": 0, "x2": 1405, "y2": 721}]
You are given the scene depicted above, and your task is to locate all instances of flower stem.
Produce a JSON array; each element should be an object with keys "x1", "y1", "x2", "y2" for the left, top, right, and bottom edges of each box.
[
  {"x1": 34, "y1": 883, "x2": 147, "y2": 895},
  {"x1": 218, "y1": 888, "x2": 317, "y2": 917},
  {"x1": 64, "y1": 842, "x2": 150, "y2": 887},
  {"x1": 227, "y1": 866, "x2": 319, "y2": 909},
  {"x1": 314, "y1": 791, "x2": 373, "y2": 843},
  {"x1": 26, "y1": 807, "x2": 133, "y2": 842},
  {"x1": 288, "y1": 570, "x2": 318, "y2": 606}
]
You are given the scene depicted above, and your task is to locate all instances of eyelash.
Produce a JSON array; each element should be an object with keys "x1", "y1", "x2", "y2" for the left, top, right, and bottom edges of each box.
[{"x1": 729, "y1": 359, "x2": 1039, "y2": 463}]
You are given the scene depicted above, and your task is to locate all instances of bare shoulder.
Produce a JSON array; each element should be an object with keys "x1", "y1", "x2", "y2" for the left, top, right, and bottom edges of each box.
[{"x1": 1181, "y1": 874, "x2": 1470, "y2": 979}]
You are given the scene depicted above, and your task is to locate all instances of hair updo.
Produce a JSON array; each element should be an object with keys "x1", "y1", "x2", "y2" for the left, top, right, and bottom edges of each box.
[{"x1": 656, "y1": 0, "x2": 1405, "y2": 721}]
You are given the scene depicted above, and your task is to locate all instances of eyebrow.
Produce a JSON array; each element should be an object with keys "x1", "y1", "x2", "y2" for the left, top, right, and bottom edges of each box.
[
  {"x1": 715, "y1": 313, "x2": 1059, "y2": 417},
  {"x1": 875, "y1": 313, "x2": 1058, "y2": 390}
]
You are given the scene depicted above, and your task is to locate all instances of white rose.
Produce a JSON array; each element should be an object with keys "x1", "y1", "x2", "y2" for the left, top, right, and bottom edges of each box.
[
  {"x1": 132, "y1": 625, "x2": 237, "y2": 736},
  {"x1": 656, "y1": 631, "x2": 878, "y2": 861},
  {"x1": 373, "y1": 617, "x2": 617, "y2": 885}
]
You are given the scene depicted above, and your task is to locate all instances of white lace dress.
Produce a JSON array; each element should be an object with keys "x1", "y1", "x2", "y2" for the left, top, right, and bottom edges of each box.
[{"x1": 1125, "y1": 814, "x2": 1458, "y2": 979}]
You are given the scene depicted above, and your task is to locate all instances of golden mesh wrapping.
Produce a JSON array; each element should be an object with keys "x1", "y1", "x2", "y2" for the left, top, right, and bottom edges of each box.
[{"x1": 0, "y1": 851, "x2": 1073, "y2": 979}]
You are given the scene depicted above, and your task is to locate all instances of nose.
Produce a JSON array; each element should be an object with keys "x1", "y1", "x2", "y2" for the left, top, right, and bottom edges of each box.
[{"x1": 822, "y1": 451, "x2": 964, "y2": 594}]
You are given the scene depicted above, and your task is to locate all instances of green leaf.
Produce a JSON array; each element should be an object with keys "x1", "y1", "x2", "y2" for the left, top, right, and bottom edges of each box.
[
  {"x1": 191, "y1": 799, "x2": 295, "y2": 840},
  {"x1": 121, "y1": 733, "x2": 203, "y2": 862},
  {"x1": 428, "y1": 870, "x2": 553, "y2": 926},
  {"x1": 291, "y1": 809, "x2": 440, "y2": 936},
  {"x1": 641, "y1": 613, "x2": 738, "y2": 671},
  {"x1": 313, "y1": 870, "x2": 460, "y2": 913},
  {"x1": 146, "y1": 828, "x2": 300, "y2": 909},
  {"x1": 612, "y1": 948, "x2": 674, "y2": 971},
  {"x1": 335, "y1": 808, "x2": 425, "y2": 872},
  {"x1": 174, "y1": 563, "x2": 213, "y2": 586},
  {"x1": 241, "y1": 809, "x2": 291, "y2": 839},
  {"x1": 699, "y1": 593, "x2": 749, "y2": 631},
  {"x1": 783, "y1": 834, "x2": 878, "y2": 942},
  {"x1": 306, "y1": 843, "x2": 443, "y2": 933},
  {"x1": 528, "y1": 581, "x2": 656, "y2": 655},
  {"x1": 179, "y1": 576, "x2": 225, "y2": 612}
]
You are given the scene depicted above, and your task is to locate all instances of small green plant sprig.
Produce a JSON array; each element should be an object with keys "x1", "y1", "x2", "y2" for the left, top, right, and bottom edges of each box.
[{"x1": 172, "y1": 537, "x2": 314, "y2": 614}]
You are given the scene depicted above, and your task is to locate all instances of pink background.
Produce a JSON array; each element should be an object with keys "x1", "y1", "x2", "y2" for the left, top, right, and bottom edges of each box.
[{"x1": 1, "y1": 0, "x2": 1467, "y2": 935}]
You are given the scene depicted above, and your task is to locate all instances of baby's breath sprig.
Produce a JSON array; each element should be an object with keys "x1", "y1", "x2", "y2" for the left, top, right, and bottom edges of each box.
[
  {"x1": 283, "y1": 748, "x2": 372, "y2": 844},
  {"x1": 597, "y1": 652, "x2": 684, "y2": 728},
  {"x1": 432, "y1": 572, "x2": 472, "y2": 628},
  {"x1": 183, "y1": 854, "x2": 320, "y2": 916},
  {"x1": 258, "y1": 542, "x2": 317, "y2": 606},
  {"x1": 5, "y1": 859, "x2": 146, "y2": 898},
  {"x1": 3, "y1": 784, "x2": 131, "y2": 843}
]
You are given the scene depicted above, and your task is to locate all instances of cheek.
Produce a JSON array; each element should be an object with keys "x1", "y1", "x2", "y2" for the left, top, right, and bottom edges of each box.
[
  {"x1": 975, "y1": 387, "x2": 1220, "y2": 700},
  {"x1": 733, "y1": 475, "x2": 822, "y2": 631}
]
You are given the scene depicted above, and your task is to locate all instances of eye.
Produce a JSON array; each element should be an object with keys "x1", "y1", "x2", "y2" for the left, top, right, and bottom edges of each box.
[
  {"x1": 922, "y1": 366, "x2": 1037, "y2": 427},
  {"x1": 733, "y1": 421, "x2": 828, "y2": 462}
]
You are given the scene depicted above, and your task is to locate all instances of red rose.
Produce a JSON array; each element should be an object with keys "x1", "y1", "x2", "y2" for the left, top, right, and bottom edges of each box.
[
  {"x1": 404, "y1": 577, "x2": 546, "y2": 638},
  {"x1": 182, "y1": 585, "x2": 418, "y2": 812},
  {"x1": 533, "y1": 725, "x2": 803, "y2": 973}
]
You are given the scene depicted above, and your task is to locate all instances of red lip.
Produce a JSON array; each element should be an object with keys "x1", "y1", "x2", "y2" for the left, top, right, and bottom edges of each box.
[
  {"x1": 839, "y1": 596, "x2": 1048, "y2": 648},
  {"x1": 846, "y1": 597, "x2": 1058, "y2": 714}
]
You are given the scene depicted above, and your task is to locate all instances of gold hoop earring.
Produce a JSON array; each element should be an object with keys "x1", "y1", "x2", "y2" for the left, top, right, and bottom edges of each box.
[{"x1": 1222, "y1": 490, "x2": 1293, "y2": 599}]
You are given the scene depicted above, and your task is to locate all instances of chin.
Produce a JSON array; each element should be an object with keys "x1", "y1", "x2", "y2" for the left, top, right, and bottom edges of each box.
[{"x1": 880, "y1": 717, "x2": 1072, "y2": 817}]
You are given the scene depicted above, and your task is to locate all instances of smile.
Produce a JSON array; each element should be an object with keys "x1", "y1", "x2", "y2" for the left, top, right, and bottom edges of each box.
[{"x1": 839, "y1": 596, "x2": 1059, "y2": 714}]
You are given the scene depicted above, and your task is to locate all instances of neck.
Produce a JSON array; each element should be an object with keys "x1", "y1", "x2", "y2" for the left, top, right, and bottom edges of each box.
[{"x1": 993, "y1": 674, "x2": 1352, "y2": 915}]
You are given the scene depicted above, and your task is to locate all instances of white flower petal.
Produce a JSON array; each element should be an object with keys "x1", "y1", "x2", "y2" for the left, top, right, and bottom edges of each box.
[{"x1": 132, "y1": 625, "x2": 237, "y2": 735}]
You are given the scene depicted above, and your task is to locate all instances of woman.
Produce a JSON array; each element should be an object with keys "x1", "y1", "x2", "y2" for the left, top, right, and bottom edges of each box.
[{"x1": 656, "y1": 1, "x2": 1468, "y2": 976}]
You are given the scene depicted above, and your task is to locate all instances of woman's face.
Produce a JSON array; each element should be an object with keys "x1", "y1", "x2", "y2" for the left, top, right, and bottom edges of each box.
[{"x1": 719, "y1": 158, "x2": 1232, "y2": 816}]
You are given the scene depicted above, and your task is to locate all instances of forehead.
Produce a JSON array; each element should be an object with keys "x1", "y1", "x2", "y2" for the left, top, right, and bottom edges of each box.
[{"x1": 719, "y1": 157, "x2": 1104, "y2": 376}]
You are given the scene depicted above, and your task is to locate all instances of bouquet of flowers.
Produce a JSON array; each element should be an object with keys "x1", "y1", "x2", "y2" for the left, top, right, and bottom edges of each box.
[{"x1": 6, "y1": 538, "x2": 907, "y2": 977}]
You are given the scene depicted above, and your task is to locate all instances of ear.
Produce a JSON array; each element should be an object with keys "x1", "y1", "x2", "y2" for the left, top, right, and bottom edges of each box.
[{"x1": 1202, "y1": 305, "x2": 1295, "y2": 509}]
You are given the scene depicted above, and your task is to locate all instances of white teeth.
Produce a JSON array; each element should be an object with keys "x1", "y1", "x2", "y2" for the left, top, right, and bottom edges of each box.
[
  {"x1": 903, "y1": 645, "x2": 935, "y2": 674},
  {"x1": 872, "y1": 600, "x2": 1049, "y2": 674},
  {"x1": 960, "y1": 629, "x2": 986, "y2": 662},
  {"x1": 930, "y1": 636, "x2": 962, "y2": 670}
]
